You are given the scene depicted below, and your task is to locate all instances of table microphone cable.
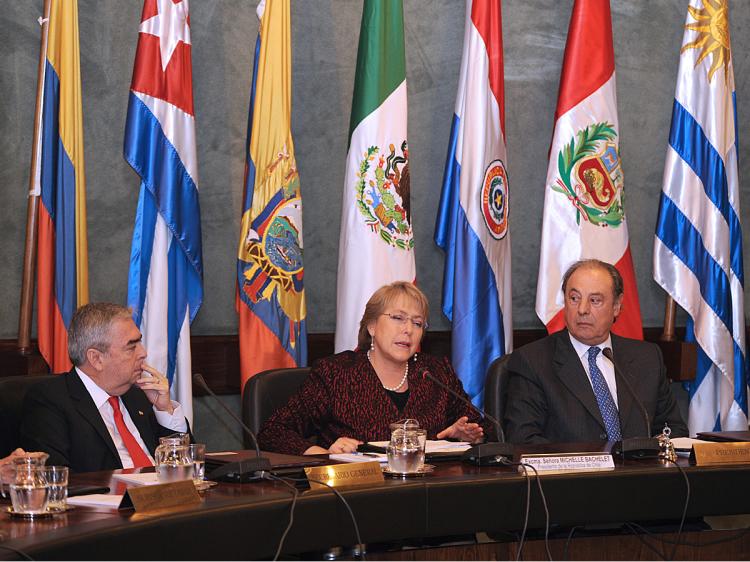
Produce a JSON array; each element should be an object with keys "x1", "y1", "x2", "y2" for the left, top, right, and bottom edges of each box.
[
  {"x1": 265, "y1": 473, "x2": 366, "y2": 561},
  {"x1": 501, "y1": 458, "x2": 552, "y2": 561},
  {"x1": 622, "y1": 458, "x2": 691, "y2": 561},
  {"x1": 261, "y1": 472, "x2": 299, "y2": 561},
  {"x1": 0, "y1": 544, "x2": 34, "y2": 561}
]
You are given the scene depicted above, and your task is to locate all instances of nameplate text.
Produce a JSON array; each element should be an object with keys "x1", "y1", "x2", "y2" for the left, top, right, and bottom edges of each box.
[
  {"x1": 692, "y1": 442, "x2": 750, "y2": 466},
  {"x1": 518, "y1": 452, "x2": 615, "y2": 474},
  {"x1": 119, "y1": 480, "x2": 201, "y2": 512},
  {"x1": 305, "y1": 461, "x2": 384, "y2": 489}
]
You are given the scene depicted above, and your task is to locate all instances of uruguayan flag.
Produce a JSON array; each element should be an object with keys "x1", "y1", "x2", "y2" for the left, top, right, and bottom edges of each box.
[
  {"x1": 653, "y1": 0, "x2": 747, "y2": 435},
  {"x1": 435, "y1": 0, "x2": 512, "y2": 407}
]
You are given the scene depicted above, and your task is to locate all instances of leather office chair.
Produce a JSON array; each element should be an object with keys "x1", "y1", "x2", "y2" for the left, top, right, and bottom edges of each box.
[
  {"x1": 483, "y1": 354, "x2": 512, "y2": 439},
  {"x1": 241, "y1": 367, "x2": 311, "y2": 449},
  {"x1": 0, "y1": 374, "x2": 57, "y2": 458}
]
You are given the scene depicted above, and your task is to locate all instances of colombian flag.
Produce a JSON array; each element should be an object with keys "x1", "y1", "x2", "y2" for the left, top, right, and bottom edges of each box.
[
  {"x1": 37, "y1": 0, "x2": 89, "y2": 373},
  {"x1": 237, "y1": 0, "x2": 307, "y2": 389}
]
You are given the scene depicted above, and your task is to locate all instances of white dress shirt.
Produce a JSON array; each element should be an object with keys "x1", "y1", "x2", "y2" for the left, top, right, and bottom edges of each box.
[
  {"x1": 76, "y1": 368, "x2": 188, "y2": 468},
  {"x1": 568, "y1": 334, "x2": 619, "y2": 408}
]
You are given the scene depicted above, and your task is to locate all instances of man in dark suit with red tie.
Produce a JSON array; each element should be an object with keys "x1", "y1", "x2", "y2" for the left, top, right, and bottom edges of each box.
[
  {"x1": 21, "y1": 303, "x2": 189, "y2": 472},
  {"x1": 504, "y1": 259, "x2": 687, "y2": 444}
]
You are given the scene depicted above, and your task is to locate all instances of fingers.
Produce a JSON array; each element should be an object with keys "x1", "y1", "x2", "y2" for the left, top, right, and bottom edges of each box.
[
  {"x1": 436, "y1": 428, "x2": 449, "y2": 439},
  {"x1": 328, "y1": 437, "x2": 362, "y2": 454}
]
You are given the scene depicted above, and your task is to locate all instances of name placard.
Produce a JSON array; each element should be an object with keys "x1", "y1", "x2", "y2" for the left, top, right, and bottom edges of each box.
[
  {"x1": 304, "y1": 461, "x2": 384, "y2": 490},
  {"x1": 118, "y1": 480, "x2": 201, "y2": 512},
  {"x1": 691, "y1": 442, "x2": 750, "y2": 466},
  {"x1": 519, "y1": 452, "x2": 615, "y2": 475}
]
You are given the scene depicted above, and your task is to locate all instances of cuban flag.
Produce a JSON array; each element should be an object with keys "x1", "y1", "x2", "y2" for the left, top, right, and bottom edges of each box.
[
  {"x1": 435, "y1": 0, "x2": 512, "y2": 407},
  {"x1": 654, "y1": 0, "x2": 747, "y2": 435},
  {"x1": 124, "y1": 0, "x2": 203, "y2": 424},
  {"x1": 36, "y1": 0, "x2": 89, "y2": 374}
]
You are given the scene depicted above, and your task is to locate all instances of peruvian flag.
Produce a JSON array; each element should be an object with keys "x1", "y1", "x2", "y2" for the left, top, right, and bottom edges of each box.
[{"x1": 535, "y1": 0, "x2": 642, "y2": 338}]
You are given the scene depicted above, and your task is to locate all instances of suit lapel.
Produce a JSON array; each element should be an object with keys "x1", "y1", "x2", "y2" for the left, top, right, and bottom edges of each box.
[
  {"x1": 67, "y1": 370, "x2": 120, "y2": 462},
  {"x1": 552, "y1": 331, "x2": 606, "y2": 431},
  {"x1": 611, "y1": 336, "x2": 637, "y2": 435},
  {"x1": 122, "y1": 390, "x2": 157, "y2": 455}
]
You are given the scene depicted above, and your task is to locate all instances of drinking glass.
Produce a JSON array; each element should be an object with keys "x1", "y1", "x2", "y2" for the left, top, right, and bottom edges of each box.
[
  {"x1": 43, "y1": 466, "x2": 69, "y2": 511},
  {"x1": 188, "y1": 443, "x2": 206, "y2": 484},
  {"x1": 387, "y1": 420, "x2": 426, "y2": 474}
]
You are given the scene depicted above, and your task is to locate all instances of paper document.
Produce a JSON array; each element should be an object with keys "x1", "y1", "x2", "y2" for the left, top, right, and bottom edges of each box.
[
  {"x1": 368, "y1": 440, "x2": 472, "y2": 453},
  {"x1": 111, "y1": 472, "x2": 160, "y2": 486},
  {"x1": 329, "y1": 453, "x2": 388, "y2": 464},
  {"x1": 671, "y1": 437, "x2": 705, "y2": 450},
  {"x1": 67, "y1": 494, "x2": 123, "y2": 508}
]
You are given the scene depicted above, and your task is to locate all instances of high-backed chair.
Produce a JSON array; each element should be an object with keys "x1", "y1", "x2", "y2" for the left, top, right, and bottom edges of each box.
[
  {"x1": 483, "y1": 354, "x2": 512, "y2": 439},
  {"x1": 241, "y1": 367, "x2": 310, "y2": 449},
  {"x1": 0, "y1": 374, "x2": 57, "y2": 458}
]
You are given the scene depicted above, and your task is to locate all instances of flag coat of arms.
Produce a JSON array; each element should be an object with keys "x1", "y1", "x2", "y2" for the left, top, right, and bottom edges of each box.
[
  {"x1": 435, "y1": 0, "x2": 512, "y2": 407},
  {"x1": 335, "y1": 0, "x2": 415, "y2": 353},
  {"x1": 37, "y1": 0, "x2": 89, "y2": 373},
  {"x1": 124, "y1": 0, "x2": 203, "y2": 424},
  {"x1": 237, "y1": 0, "x2": 307, "y2": 389},
  {"x1": 654, "y1": 0, "x2": 747, "y2": 434},
  {"x1": 536, "y1": 0, "x2": 643, "y2": 339}
]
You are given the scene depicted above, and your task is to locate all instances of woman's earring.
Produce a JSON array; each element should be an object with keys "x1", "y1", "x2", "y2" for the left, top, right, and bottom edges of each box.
[
  {"x1": 370, "y1": 340, "x2": 375, "y2": 351},
  {"x1": 412, "y1": 352, "x2": 418, "y2": 362}
]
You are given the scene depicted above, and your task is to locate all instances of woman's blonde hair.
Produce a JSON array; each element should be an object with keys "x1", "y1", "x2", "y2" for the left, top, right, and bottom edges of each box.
[{"x1": 357, "y1": 282, "x2": 429, "y2": 349}]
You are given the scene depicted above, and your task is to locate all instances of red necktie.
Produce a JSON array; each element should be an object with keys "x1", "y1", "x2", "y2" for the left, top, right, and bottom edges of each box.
[{"x1": 107, "y1": 396, "x2": 153, "y2": 468}]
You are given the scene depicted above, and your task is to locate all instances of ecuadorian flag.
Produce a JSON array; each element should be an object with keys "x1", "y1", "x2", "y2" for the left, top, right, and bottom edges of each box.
[
  {"x1": 237, "y1": 0, "x2": 307, "y2": 389},
  {"x1": 37, "y1": 0, "x2": 89, "y2": 373}
]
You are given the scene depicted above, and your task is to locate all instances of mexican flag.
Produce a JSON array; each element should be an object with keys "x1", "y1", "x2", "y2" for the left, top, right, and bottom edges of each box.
[{"x1": 335, "y1": 0, "x2": 415, "y2": 352}]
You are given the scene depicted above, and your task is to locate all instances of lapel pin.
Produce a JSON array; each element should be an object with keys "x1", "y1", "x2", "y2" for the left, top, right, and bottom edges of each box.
[{"x1": 138, "y1": 410, "x2": 144, "y2": 416}]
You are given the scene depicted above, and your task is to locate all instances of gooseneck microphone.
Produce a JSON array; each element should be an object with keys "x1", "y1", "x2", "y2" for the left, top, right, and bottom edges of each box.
[
  {"x1": 421, "y1": 370, "x2": 514, "y2": 464},
  {"x1": 601, "y1": 348, "x2": 660, "y2": 459},
  {"x1": 192, "y1": 373, "x2": 271, "y2": 476}
]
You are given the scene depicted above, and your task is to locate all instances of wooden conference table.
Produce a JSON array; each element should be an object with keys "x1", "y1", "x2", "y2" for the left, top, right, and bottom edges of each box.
[{"x1": 1, "y1": 444, "x2": 750, "y2": 560}]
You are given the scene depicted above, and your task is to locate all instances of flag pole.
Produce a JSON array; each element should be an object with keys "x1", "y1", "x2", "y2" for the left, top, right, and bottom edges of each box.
[
  {"x1": 18, "y1": 0, "x2": 52, "y2": 354},
  {"x1": 660, "y1": 295, "x2": 677, "y2": 342}
]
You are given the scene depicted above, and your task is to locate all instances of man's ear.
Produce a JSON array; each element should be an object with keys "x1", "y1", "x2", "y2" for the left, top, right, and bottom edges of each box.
[
  {"x1": 613, "y1": 294, "x2": 624, "y2": 319},
  {"x1": 86, "y1": 348, "x2": 105, "y2": 372}
]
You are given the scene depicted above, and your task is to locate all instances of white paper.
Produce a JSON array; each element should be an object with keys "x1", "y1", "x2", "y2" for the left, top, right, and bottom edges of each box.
[
  {"x1": 111, "y1": 472, "x2": 160, "y2": 486},
  {"x1": 67, "y1": 494, "x2": 123, "y2": 508},
  {"x1": 329, "y1": 453, "x2": 388, "y2": 464},
  {"x1": 368, "y1": 440, "x2": 472, "y2": 453},
  {"x1": 671, "y1": 437, "x2": 705, "y2": 450}
]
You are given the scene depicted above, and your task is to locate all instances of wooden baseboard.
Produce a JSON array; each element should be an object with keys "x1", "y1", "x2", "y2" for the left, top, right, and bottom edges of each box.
[{"x1": 0, "y1": 326, "x2": 698, "y2": 394}]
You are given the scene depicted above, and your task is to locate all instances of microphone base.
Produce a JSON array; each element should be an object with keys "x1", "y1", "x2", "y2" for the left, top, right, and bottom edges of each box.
[
  {"x1": 462, "y1": 442, "x2": 514, "y2": 465},
  {"x1": 207, "y1": 456, "x2": 273, "y2": 482},
  {"x1": 611, "y1": 438, "x2": 660, "y2": 459}
]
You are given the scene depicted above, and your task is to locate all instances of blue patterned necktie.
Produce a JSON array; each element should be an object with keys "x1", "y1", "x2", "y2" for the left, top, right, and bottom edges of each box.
[{"x1": 587, "y1": 346, "x2": 622, "y2": 441}]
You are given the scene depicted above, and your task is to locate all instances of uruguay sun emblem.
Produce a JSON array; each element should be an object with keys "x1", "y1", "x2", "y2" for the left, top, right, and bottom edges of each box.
[
  {"x1": 355, "y1": 141, "x2": 414, "y2": 250},
  {"x1": 481, "y1": 160, "x2": 509, "y2": 239},
  {"x1": 681, "y1": 0, "x2": 731, "y2": 83},
  {"x1": 551, "y1": 122, "x2": 625, "y2": 228}
]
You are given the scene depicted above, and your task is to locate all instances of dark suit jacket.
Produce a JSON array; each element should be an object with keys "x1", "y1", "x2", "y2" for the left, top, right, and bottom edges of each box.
[
  {"x1": 504, "y1": 330, "x2": 688, "y2": 444},
  {"x1": 20, "y1": 369, "x2": 180, "y2": 472}
]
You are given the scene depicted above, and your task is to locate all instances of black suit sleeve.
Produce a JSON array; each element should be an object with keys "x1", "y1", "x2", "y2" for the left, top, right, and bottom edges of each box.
[
  {"x1": 20, "y1": 383, "x2": 73, "y2": 467},
  {"x1": 504, "y1": 351, "x2": 551, "y2": 445}
]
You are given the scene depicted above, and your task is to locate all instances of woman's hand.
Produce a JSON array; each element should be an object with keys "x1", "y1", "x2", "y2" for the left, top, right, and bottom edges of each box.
[
  {"x1": 327, "y1": 437, "x2": 363, "y2": 454},
  {"x1": 436, "y1": 416, "x2": 484, "y2": 444}
]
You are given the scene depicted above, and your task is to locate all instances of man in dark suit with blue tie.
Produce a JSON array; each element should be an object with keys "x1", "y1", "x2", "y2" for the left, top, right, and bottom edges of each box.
[
  {"x1": 504, "y1": 259, "x2": 687, "y2": 444},
  {"x1": 21, "y1": 303, "x2": 189, "y2": 472}
]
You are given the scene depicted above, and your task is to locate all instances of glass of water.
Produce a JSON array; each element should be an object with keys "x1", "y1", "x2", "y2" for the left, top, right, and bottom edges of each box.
[
  {"x1": 188, "y1": 443, "x2": 206, "y2": 484},
  {"x1": 43, "y1": 466, "x2": 69, "y2": 512},
  {"x1": 387, "y1": 421, "x2": 427, "y2": 474}
]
